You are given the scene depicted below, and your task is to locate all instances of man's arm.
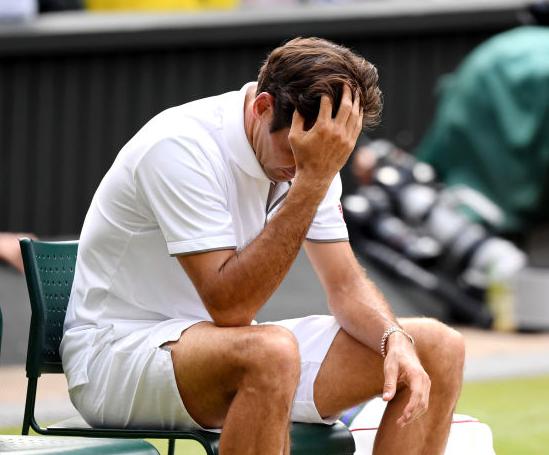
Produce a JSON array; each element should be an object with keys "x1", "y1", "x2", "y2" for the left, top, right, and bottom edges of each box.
[
  {"x1": 304, "y1": 240, "x2": 431, "y2": 427},
  {"x1": 304, "y1": 240, "x2": 396, "y2": 350},
  {"x1": 177, "y1": 177, "x2": 330, "y2": 326},
  {"x1": 0, "y1": 232, "x2": 36, "y2": 273},
  {"x1": 178, "y1": 87, "x2": 364, "y2": 327}
]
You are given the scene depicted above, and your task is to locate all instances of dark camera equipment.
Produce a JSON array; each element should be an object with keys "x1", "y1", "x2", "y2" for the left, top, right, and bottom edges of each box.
[
  {"x1": 529, "y1": 0, "x2": 549, "y2": 25},
  {"x1": 344, "y1": 140, "x2": 526, "y2": 328},
  {"x1": 347, "y1": 186, "x2": 442, "y2": 265}
]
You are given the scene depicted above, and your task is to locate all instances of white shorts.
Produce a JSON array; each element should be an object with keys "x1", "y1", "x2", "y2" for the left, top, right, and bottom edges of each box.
[{"x1": 69, "y1": 315, "x2": 342, "y2": 432}]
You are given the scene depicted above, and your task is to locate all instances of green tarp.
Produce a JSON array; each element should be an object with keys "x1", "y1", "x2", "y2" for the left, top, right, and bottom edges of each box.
[{"x1": 416, "y1": 26, "x2": 549, "y2": 235}]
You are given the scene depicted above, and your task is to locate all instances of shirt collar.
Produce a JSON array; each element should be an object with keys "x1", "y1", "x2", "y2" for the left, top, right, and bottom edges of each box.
[{"x1": 223, "y1": 82, "x2": 270, "y2": 181}]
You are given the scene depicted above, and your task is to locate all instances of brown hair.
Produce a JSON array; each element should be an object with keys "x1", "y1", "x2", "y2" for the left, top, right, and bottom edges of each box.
[{"x1": 257, "y1": 37, "x2": 382, "y2": 132}]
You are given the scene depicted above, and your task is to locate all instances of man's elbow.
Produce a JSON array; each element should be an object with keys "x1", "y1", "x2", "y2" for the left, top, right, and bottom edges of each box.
[
  {"x1": 211, "y1": 311, "x2": 254, "y2": 327},
  {"x1": 213, "y1": 316, "x2": 254, "y2": 327},
  {"x1": 204, "y1": 298, "x2": 254, "y2": 327}
]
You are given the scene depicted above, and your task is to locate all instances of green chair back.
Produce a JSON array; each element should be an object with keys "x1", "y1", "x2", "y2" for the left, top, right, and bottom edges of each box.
[{"x1": 20, "y1": 239, "x2": 78, "y2": 377}]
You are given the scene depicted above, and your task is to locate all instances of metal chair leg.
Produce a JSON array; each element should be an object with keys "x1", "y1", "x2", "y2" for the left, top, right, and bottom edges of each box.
[{"x1": 168, "y1": 438, "x2": 176, "y2": 455}]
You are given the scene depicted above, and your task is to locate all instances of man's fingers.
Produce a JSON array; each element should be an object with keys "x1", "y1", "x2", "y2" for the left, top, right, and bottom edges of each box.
[
  {"x1": 419, "y1": 374, "x2": 431, "y2": 418},
  {"x1": 403, "y1": 378, "x2": 421, "y2": 416},
  {"x1": 346, "y1": 89, "x2": 361, "y2": 130},
  {"x1": 382, "y1": 359, "x2": 398, "y2": 401},
  {"x1": 353, "y1": 109, "x2": 364, "y2": 140},
  {"x1": 289, "y1": 108, "x2": 305, "y2": 136},
  {"x1": 398, "y1": 372, "x2": 431, "y2": 427},
  {"x1": 399, "y1": 392, "x2": 421, "y2": 427},
  {"x1": 316, "y1": 94, "x2": 333, "y2": 124},
  {"x1": 335, "y1": 84, "x2": 353, "y2": 125}
]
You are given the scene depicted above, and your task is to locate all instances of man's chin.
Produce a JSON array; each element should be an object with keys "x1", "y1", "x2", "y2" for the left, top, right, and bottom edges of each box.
[
  {"x1": 268, "y1": 174, "x2": 288, "y2": 183},
  {"x1": 279, "y1": 170, "x2": 296, "y2": 182},
  {"x1": 273, "y1": 177, "x2": 293, "y2": 183},
  {"x1": 264, "y1": 167, "x2": 295, "y2": 183}
]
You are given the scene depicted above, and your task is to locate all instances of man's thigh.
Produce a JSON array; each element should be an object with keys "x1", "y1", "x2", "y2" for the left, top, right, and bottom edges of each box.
[
  {"x1": 169, "y1": 315, "x2": 341, "y2": 429},
  {"x1": 168, "y1": 321, "x2": 295, "y2": 429},
  {"x1": 70, "y1": 335, "x2": 194, "y2": 430},
  {"x1": 313, "y1": 317, "x2": 463, "y2": 418}
]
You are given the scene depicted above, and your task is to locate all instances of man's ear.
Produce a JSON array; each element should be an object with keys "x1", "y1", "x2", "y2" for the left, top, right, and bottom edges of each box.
[{"x1": 252, "y1": 92, "x2": 275, "y2": 118}]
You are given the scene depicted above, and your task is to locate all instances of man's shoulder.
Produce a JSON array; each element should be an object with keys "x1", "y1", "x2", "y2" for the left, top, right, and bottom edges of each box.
[
  {"x1": 141, "y1": 89, "x2": 242, "y2": 152},
  {"x1": 110, "y1": 87, "x2": 246, "y2": 186},
  {"x1": 150, "y1": 95, "x2": 227, "y2": 137}
]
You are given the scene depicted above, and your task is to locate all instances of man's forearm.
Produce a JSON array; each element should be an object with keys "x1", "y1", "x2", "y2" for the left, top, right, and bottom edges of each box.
[
  {"x1": 328, "y1": 262, "x2": 400, "y2": 354},
  {"x1": 331, "y1": 277, "x2": 417, "y2": 357},
  {"x1": 207, "y1": 177, "x2": 331, "y2": 326}
]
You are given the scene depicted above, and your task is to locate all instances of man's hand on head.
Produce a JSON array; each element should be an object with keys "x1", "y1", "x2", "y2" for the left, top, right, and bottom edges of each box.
[
  {"x1": 382, "y1": 332, "x2": 431, "y2": 428},
  {"x1": 288, "y1": 85, "x2": 363, "y2": 187}
]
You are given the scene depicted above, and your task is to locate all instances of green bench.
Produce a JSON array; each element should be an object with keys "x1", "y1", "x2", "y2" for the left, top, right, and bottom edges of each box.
[{"x1": 0, "y1": 435, "x2": 159, "y2": 454}]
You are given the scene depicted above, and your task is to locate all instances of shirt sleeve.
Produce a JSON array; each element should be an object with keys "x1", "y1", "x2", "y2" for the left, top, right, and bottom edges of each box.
[
  {"x1": 134, "y1": 137, "x2": 236, "y2": 256},
  {"x1": 306, "y1": 173, "x2": 349, "y2": 242}
]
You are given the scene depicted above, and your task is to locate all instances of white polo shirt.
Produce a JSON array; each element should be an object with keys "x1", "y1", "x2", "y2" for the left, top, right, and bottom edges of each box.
[{"x1": 61, "y1": 83, "x2": 348, "y2": 390}]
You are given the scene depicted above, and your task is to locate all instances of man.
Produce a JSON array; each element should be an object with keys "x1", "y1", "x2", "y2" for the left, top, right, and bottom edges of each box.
[
  {"x1": 0, "y1": 232, "x2": 36, "y2": 273},
  {"x1": 61, "y1": 37, "x2": 464, "y2": 455}
]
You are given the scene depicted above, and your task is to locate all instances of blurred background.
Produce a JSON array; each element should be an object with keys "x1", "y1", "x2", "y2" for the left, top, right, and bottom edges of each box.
[
  {"x1": 1, "y1": 0, "x2": 543, "y2": 237},
  {"x1": 1, "y1": 1, "x2": 549, "y2": 453}
]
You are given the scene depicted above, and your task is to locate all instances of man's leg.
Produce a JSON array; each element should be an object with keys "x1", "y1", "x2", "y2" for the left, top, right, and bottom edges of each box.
[
  {"x1": 314, "y1": 318, "x2": 465, "y2": 455},
  {"x1": 167, "y1": 322, "x2": 300, "y2": 455}
]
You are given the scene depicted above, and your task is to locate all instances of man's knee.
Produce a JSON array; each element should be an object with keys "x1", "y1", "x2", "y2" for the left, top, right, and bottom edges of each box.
[
  {"x1": 434, "y1": 321, "x2": 465, "y2": 368},
  {"x1": 239, "y1": 325, "x2": 301, "y2": 391},
  {"x1": 406, "y1": 318, "x2": 465, "y2": 390}
]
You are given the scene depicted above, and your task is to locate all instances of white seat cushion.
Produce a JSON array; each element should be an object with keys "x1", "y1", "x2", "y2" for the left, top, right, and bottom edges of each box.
[
  {"x1": 48, "y1": 414, "x2": 91, "y2": 429},
  {"x1": 347, "y1": 398, "x2": 495, "y2": 455}
]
